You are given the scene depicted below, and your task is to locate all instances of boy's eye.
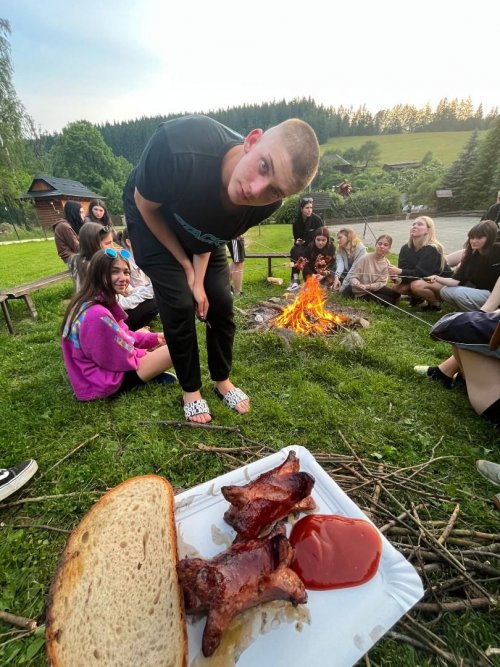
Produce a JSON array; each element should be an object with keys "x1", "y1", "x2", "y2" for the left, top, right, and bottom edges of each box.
[{"x1": 259, "y1": 159, "x2": 269, "y2": 174}]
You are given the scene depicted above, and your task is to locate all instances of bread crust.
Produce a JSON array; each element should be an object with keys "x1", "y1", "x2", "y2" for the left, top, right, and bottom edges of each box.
[{"x1": 46, "y1": 475, "x2": 186, "y2": 667}]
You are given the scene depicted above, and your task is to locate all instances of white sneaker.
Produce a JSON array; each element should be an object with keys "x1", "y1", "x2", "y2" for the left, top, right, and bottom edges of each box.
[
  {"x1": 413, "y1": 365, "x2": 430, "y2": 375},
  {"x1": 476, "y1": 460, "x2": 500, "y2": 487},
  {"x1": 288, "y1": 281, "x2": 300, "y2": 291},
  {"x1": 0, "y1": 459, "x2": 38, "y2": 502}
]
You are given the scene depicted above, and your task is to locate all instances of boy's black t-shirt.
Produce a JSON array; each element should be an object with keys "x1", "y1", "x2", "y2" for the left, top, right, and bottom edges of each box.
[{"x1": 126, "y1": 115, "x2": 280, "y2": 255}]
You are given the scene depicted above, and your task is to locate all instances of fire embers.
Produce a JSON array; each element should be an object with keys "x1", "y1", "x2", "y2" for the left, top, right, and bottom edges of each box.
[{"x1": 272, "y1": 276, "x2": 351, "y2": 335}]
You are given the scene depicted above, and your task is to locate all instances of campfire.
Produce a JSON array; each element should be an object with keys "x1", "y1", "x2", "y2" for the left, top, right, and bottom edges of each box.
[{"x1": 271, "y1": 277, "x2": 351, "y2": 336}]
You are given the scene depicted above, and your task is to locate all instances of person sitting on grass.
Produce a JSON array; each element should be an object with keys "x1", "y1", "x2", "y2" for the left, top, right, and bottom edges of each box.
[
  {"x1": 349, "y1": 234, "x2": 399, "y2": 306},
  {"x1": 61, "y1": 248, "x2": 175, "y2": 402},
  {"x1": 413, "y1": 310, "x2": 500, "y2": 425},
  {"x1": 299, "y1": 226, "x2": 336, "y2": 288},
  {"x1": 68, "y1": 222, "x2": 114, "y2": 291},
  {"x1": 288, "y1": 197, "x2": 323, "y2": 290},
  {"x1": 116, "y1": 228, "x2": 159, "y2": 330},
  {"x1": 388, "y1": 216, "x2": 452, "y2": 311},
  {"x1": 423, "y1": 220, "x2": 500, "y2": 312},
  {"x1": 333, "y1": 227, "x2": 367, "y2": 295}
]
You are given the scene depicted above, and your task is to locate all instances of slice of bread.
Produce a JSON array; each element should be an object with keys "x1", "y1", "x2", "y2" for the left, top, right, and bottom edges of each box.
[{"x1": 46, "y1": 475, "x2": 186, "y2": 667}]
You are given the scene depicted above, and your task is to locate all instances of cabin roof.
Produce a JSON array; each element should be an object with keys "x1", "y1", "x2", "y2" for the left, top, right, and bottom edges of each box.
[{"x1": 20, "y1": 176, "x2": 103, "y2": 200}]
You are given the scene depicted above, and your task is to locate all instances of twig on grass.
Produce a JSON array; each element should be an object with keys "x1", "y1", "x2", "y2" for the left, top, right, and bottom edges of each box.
[
  {"x1": 45, "y1": 433, "x2": 100, "y2": 473},
  {"x1": 416, "y1": 597, "x2": 499, "y2": 613},
  {"x1": 0, "y1": 490, "x2": 103, "y2": 509},
  {"x1": 2, "y1": 523, "x2": 71, "y2": 534},
  {"x1": 437, "y1": 504, "x2": 460, "y2": 545},
  {"x1": 140, "y1": 420, "x2": 241, "y2": 432},
  {"x1": 0, "y1": 611, "x2": 37, "y2": 632}
]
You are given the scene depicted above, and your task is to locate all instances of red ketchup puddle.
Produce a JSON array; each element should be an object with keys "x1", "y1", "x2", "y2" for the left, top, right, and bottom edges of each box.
[{"x1": 290, "y1": 514, "x2": 382, "y2": 590}]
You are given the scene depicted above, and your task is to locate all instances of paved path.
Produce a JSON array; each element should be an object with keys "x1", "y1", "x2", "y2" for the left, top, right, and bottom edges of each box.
[{"x1": 329, "y1": 215, "x2": 480, "y2": 254}]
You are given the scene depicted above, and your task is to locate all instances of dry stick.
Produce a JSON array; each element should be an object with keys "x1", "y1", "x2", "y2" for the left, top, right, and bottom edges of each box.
[
  {"x1": 387, "y1": 631, "x2": 461, "y2": 665},
  {"x1": 338, "y1": 431, "x2": 496, "y2": 602},
  {"x1": 397, "y1": 622, "x2": 460, "y2": 664},
  {"x1": 368, "y1": 464, "x2": 384, "y2": 518},
  {"x1": 3, "y1": 523, "x2": 71, "y2": 534},
  {"x1": 141, "y1": 419, "x2": 242, "y2": 432},
  {"x1": 195, "y1": 443, "x2": 261, "y2": 453},
  {"x1": 416, "y1": 597, "x2": 499, "y2": 613},
  {"x1": 45, "y1": 433, "x2": 100, "y2": 474},
  {"x1": 437, "y1": 503, "x2": 460, "y2": 545},
  {"x1": 401, "y1": 614, "x2": 448, "y2": 648},
  {"x1": 0, "y1": 490, "x2": 103, "y2": 509},
  {"x1": 0, "y1": 611, "x2": 37, "y2": 633},
  {"x1": 380, "y1": 506, "x2": 424, "y2": 533}
]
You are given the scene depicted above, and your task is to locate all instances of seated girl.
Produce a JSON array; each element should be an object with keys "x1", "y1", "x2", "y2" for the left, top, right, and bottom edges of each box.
[
  {"x1": 424, "y1": 220, "x2": 500, "y2": 312},
  {"x1": 334, "y1": 227, "x2": 367, "y2": 294},
  {"x1": 414, "y1": 310, "x2": 500, "y2": 425},
  {"x1": 388, "y1": 216, "x2": 452, "y2": 311},
  {"x1": 349, "y1": 234, "x2": 399, "y2": 306},
  {"x1": 116, "y1": 228, "x2": 159, "y2": 330},
  {"x1": 61, "y1": 248, "x2": 175, "y2": 401},
  {"x1": 68, "y1": 223, "x2": 114, "y2": 291},
  {"x1": 299, "y1": 227, "x2": 336, "y2": 288}
]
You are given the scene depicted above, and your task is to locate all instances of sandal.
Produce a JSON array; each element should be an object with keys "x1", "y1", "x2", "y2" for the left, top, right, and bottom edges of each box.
[
  {"x1": 182, "y1": 397, "x2": 211, "y2": 421},
  {"x1": 214, "y1": 386, "x2": 249, "y2": 412}
]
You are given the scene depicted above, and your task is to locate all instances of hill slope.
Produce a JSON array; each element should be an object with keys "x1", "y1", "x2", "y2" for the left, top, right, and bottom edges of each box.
[{"x1": 321, "y1": 130, "x2": 486, "y2": 167}]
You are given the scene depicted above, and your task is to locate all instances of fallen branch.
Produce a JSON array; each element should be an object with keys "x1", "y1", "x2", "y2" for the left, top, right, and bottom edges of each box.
[
  {"x1": 45, "y1": 433, "x2": 100, "y2": 473},
  {"x1": 416, "y1": 597, "x2": 499, "y2": 613},
  {"x1": 2, "y1": 523, "x2": 71, "y2": 534},
  {"x1": 437, "y1": 503, "x2": 460, "y2": 545},
  {"x1": 0, "y1": 611, "x2": 37, "y2": 633},
  {"x1": 140, "y1": 420, "x2": 241, "y2": 432},
  {"x1": 0, "y1": 490, "x2": 103, "y2": 509}
]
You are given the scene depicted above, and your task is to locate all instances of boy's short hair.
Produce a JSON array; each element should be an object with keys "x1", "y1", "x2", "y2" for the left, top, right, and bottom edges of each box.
[{"x1": 268, "y1": 119, "x2": 320, "y2": 194}]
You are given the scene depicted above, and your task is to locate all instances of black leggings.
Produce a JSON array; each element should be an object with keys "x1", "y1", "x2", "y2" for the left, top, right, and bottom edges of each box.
[{"x1": 483, "y1": 398, "x2": 500, "y2": 425}]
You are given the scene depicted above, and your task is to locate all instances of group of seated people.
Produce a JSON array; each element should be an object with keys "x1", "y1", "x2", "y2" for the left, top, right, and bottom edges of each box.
[
  {"x1": 288, "y1": 197, "x2": 500, "y2": 315},
  {"x1": 286, "y1": 197, "x2": 499, "y2": 426},
  {"x1": 53, "y1": 199, "x2": 159, "y2": 331}
]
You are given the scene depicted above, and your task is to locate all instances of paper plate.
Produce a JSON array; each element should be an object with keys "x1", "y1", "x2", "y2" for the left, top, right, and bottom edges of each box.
[{"x1": 175, "y1": 446, "x2": 423, "y2": 666}]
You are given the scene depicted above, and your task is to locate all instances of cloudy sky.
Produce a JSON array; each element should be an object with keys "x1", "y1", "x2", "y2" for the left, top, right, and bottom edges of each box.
[{"x1": 3, "y1": 0, "x2": 498, "y2": 134}]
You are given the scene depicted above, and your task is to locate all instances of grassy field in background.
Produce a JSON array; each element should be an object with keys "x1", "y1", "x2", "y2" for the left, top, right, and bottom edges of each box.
[
  {"x1": 321, "y1": 130, "x2": 487, "y2": 167},
  {"x1": 0, "y1": 231, "x2": 499, "y2": 666}
]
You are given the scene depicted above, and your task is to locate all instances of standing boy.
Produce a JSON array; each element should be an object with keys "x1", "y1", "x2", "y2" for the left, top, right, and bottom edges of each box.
[{"x1": 123, "y1": 115, "x2": 319, "y2": 423}]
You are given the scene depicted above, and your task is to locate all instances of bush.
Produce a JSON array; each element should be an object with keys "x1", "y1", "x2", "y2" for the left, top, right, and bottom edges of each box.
[{"x1": 273, "y1": 195, "x2": 300, "y2": 225}]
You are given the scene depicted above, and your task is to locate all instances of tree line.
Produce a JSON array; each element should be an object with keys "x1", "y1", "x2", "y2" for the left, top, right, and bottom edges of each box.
[{"x1": 1, "y1": 16, "x2": 499, "y2": 226}]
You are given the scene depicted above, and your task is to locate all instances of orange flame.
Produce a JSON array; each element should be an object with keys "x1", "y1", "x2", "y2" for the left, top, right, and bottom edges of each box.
[{"x1": 272, "y1": 276, "x2": 350, "y2": 335}]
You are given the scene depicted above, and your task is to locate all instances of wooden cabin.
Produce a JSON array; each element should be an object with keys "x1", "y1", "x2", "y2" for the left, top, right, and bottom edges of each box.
[{"x1": 20, "y1": 176, "x2": 104, "y2": 229}]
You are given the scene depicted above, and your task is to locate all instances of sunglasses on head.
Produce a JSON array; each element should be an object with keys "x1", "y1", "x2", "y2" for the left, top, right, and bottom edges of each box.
[
  {"x1": 98, "y1": 225, "x2": 112, "y2": 235},
  {"x1": 104, "y1": 247, "x2": 131, "y2": 260},
  {"x1": 302, "y1": 197, "x2": 313, "y2": 203}
]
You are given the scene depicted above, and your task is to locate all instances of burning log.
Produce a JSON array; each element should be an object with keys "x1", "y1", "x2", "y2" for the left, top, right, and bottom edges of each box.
[{"x1": 271, "y1": 277, "x2": 351, "y2": 335}]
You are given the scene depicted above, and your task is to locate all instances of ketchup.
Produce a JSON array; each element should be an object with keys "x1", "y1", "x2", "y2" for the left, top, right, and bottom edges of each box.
[{"x1": 289, "y1": 514, "x2": 382, "y2": 590}]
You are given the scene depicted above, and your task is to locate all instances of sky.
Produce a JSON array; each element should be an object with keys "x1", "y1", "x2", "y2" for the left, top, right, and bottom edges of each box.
[{"x1": 2, "y1": 0, "x2": 499, "y2": 135}]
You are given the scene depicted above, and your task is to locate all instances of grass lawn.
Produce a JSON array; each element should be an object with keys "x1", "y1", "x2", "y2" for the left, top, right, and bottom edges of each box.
[
  {"x1": 0, "y1": 230, "x2": 498, "y2": 666},
  {"x1": 321, "y1": 130, "x2": 487, "y2": 167}
]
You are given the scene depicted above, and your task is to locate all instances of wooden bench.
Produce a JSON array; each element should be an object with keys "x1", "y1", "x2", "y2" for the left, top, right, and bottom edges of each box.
[
  {"x1": 1, "y1": 271, "x2": 71, "y2": 333},
  {"x1": 244, "y1": 252, "x2": 290, "y2": 277}
]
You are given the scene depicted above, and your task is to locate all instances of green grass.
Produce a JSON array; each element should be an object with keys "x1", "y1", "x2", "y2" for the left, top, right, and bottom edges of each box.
[
  {"x1": 322, "y1": 130, "x2": 487, "y2": 167},
  {"x1": 0, "y1": 240, "x2": 63, "y2": 289},
  {"x1": 0, "y1": 228, "x2": 499, "y2": 665}
]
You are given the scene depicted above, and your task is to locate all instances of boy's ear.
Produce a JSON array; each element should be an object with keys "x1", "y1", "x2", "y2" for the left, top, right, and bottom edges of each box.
[{"x1": 243, "y1": 128, "x2": 264, "y2": 153}]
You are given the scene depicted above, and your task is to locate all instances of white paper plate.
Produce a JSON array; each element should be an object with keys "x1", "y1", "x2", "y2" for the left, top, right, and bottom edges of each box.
[{"x1": 175, "y1": 445, "x2": 423, "y2": 666}]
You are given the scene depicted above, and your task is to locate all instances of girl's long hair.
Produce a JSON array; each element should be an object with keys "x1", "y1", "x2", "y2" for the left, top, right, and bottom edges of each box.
[
  {"x1": 408, "y1": 216, "x2": 446, "y2": 270},
  {"x1": 63, "y1": 201, "x2": 84, "y2": 235},
  {"x1": 460, "y1": 220, "x2": 498, "y2": 266},
  {"x1": 72, "y1": 222, "x2": 110, "y2": 280},
  {"x1": 338, "y1": 227, "x2": 362, "y2": 256},
  {"x1": 310, "y1": 226, "x2": 336, "y2": 257},
  {"x1": 86, "y1": 198, "x2": 111, "y2": 225},
  {"x1": 62, "y1": 250, "x2": 129, "y2": 334}
]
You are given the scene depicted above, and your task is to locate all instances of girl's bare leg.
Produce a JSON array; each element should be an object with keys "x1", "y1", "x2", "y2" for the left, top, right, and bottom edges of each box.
[{"x1": 454, "y1": 347, "x2": 500, "y2": 414}]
